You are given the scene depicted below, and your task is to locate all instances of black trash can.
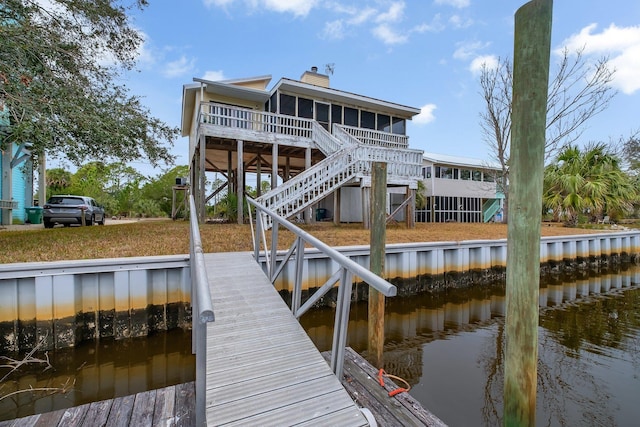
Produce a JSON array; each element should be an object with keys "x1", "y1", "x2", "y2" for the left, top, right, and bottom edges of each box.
[{"x1": 315, "y1": 208, "x2": 327, "y2": 221}]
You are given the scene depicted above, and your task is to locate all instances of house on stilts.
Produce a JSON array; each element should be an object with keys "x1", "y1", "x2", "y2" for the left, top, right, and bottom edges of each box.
[{"x1": 180, "y1": 66, "x2": 424, "y2": 227}]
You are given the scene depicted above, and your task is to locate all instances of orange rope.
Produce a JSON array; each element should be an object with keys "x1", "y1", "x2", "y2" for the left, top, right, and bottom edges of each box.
[{"x1": 377, "y1": 368, "x2": 411, "y2": 397}]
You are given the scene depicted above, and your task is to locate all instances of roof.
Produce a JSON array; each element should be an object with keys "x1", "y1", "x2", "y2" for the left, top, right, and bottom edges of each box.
[
  {"x1": 423, "y1": 152, "x2": 502, "y2": 170},
  {"x1": 271, "y1": 78, "x2": 421, "y2": 119}
]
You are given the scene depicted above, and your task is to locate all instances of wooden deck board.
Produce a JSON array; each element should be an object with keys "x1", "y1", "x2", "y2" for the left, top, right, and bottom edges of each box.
[
  {"x1": 8, "y1": 383, "x2": 194, "y2": 427},
  {"x1": 204, "y1": 252, "x2": 367, "y2": 426},
  {"x1": 323, "y1": 348, "x2": 448, "y2": 427}
]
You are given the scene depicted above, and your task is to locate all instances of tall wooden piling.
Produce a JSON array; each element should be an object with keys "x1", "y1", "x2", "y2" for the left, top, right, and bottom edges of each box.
[
  {"x1": 504, "y1": 1, "x2": 552, "y2": 426},
  {"x1": 368, "y1": 162, "x2": 387, "y2": 367}
]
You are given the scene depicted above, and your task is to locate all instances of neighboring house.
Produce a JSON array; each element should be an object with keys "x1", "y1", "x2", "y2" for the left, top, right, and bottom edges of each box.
[
  {"x1": 181, "y1": 66, "x2": 424, "y2": 226},
  {"x1": 419, "y1": 152, "x2": 504, "y2": 223},
  {"x1": 0, "y1": 103, "x2": 33, "y2": 225}
]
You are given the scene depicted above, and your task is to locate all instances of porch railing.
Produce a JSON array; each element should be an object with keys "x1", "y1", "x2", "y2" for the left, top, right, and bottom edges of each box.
[
  {"x1": 200, "y1": 103, "x2": 314, "y2": 139},
  {"x1": 247, "y1": 196, "x2": 397, "y2": 377},
  {"x1": 188, "y1": 195, "x2": 215, "y2": 427},
  {"x1": 341, "y1": 124, "x2": 410, "y2": 148}
]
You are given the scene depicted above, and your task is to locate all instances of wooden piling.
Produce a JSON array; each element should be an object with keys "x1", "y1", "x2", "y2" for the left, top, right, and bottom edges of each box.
[
  {"x1": 504, "y1": 1, "x2": 552, "y2": 426},
  {"x1": 368, "y1": 162, "x2": 387, "y2": 368}
]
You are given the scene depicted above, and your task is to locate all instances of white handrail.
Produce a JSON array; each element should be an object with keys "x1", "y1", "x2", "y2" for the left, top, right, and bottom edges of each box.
[{"x1": 188, "y1": 195, "x2": 214, "y2": 427}]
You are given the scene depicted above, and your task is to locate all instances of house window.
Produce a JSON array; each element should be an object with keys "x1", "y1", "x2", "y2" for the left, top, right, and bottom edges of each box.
[
  {"x1": 344, "y1": 107, "x2": 358, "y2": 127},
  {"x1": 423, "y1": 166, "x2": 432, "y2": 179},
  {"x1": 392, "y1": 117, "x2": 405, "y2": 134},
  {"x1": 377, "y1": 114, "x2": 391, "y2": 132},
  {"x1": 472, "y1": 170, "x2": 482, "y2": 181},
  {"x1": 437, "y1": 166, "x2": 453, "y2": 179},
  {"x1": 483, "y1": 172, "x2": 495, "y2": 182},
  {"x1": 316, "y1": 102, "x2": 330, "y2": 131},
  {"x1": 280, "y1": 94, "x2": 295, "y2": 116},
  {"x1": 331, "y1": 104, "x2": 343, "y2": 126},
  {"x1": 269, "y1": 92, "x2": 277, "y2": 113},
  {"x1": 360, "y1": 111, "x2": 375, "y2": 129},
  {"x1": 298, "y1": 97, "x2": 313, "y2": 119},
  {"x1": 461, "y1": 169, "x2": 471, "y2": 180}
]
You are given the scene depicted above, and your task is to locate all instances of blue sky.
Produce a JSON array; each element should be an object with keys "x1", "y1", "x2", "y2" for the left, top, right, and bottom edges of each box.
[{"x1": 119, "y1": 0, "x2": 640, "y2": 177}]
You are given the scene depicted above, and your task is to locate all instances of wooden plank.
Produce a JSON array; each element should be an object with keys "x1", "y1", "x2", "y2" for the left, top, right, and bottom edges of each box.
[
  {"x1": 346, "y1": 348, "x2": 446, "y2": 426},
  {"x1": 57, "y1": 404, "x2": 90, "y2": 426},
  {"x1": 81, "y1": 400, "x2": 113, "y2": 427},
  {"x1": 129, "y1": 389, "x2": 156, "y2": 427},
  {"x1": 104, "y1": 394, "x2": 135, "y2": 427},
  {"x1": 32, "y1": 409, "x2": 64, "y2": 427},
  {"x1": 174, "y1": 382, "x2": 195, "y2": 427},
  {"x1": 152, "y1": 384, "x2": 176, "y2": 427}
]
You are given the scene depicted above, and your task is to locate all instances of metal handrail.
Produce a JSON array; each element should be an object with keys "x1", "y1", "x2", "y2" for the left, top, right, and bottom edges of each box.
[
  {"x1": 188, "y1": 195, "x2": 214, "y2": 427},
  {"x1": 247, "y1": 196, "x2": 396, "y2": 377}
]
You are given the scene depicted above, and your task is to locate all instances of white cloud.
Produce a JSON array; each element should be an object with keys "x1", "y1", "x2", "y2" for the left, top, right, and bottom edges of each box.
[
  {"x1": 321, "y1": 19, "x2": 345, "y2": 40},
  {"x1": 163, "y1": 56, "x2": 196, "y2": 78},
  {"x1": 434, "y1": 0, "x2": 470, "y2": 9},
  {"x1": 453, "y1": 40, "x2": 490, "y2": 60},
  {"x1": 557, "y1": 23, "x2": 640, "y2": 94},
  {"x1": 469, "y1": 55, "x2": 498, "y2": 74},
  {"x1": 372, "y1": 24, "x2": 408, "y2": 45},
  {"x1": 375, "y1": 1, "x2": 405, "y2": 24},
  {"x1": 261, "y1": 0, "x2": 318, "y2": 17},
  {"x1": 202, "y1": 70, "x2": 225, "y2": 81},
  {"x1": 203, "y1": 0, "x2": 317, "y2": 17},
  {"x1": 448, "y1": 14, "x2": 473, "y2": 29},
  {"x1": 413, "y1": 14, "x2": 445, "y2": 33},
  {"x1": 347, "y1": 7, "x2": 376, "y2": 25},
  {"x1": 414, "y1": 104, "x2": 437, "y2": 125}
]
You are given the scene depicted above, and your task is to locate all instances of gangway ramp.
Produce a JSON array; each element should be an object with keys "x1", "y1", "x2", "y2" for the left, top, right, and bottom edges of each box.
[{"x1": 203, "y1": 252, "x2": 368, "y2": 426}]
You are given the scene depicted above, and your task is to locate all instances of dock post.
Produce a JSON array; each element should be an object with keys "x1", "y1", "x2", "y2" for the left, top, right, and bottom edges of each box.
[
  {"x1": 504, "y1": 1, "x2": 552, "y2": 426},
  {"x1": 368, "y1": 162, "x2": 387, "y2": 368}
]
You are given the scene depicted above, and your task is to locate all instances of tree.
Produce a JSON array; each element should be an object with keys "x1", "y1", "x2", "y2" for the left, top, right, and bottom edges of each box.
[
  {"x1": 479, "y1": 48, "x2": 616, "y2": 222},
  {"x1": 543, "y1": 144, "x2": 637, "y2": 225},
  {"x1": 621, "y1": 130, "x2": 640, "y2": 173},
  {"x1": 0, "y1": 0, "x2": 178, "y2": 166},
  {"x1": 45, "y1": 168, "x2": 72, "y2": 199},
  {"x1": 141, "y1": 165, "x2": 189, "y2": 216}
]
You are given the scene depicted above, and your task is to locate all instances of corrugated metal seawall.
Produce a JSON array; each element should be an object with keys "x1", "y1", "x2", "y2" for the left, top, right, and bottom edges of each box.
[
  {"x1": 261, "y1": 231, "x2": 640, "y2": 295},
  {"x1": 0, "y1": 255, "x2": 191, "y2": 352}
]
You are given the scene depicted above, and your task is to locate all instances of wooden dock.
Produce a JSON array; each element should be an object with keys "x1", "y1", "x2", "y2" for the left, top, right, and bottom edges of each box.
[
  {"x1": 324, "y1": 348, "x2": 447, "y2": 426},
  {"x1": 3, "y1": 382, "x2": 195, "y2": 427},
  {"x1": 203, "y1": 252, "x2": 368, "y2": 426}
]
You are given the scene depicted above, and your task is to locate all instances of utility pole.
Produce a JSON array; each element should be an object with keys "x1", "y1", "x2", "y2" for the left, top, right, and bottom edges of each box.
[{"x1": 504, "y1": 1, "x2": 552, "y2": 426}]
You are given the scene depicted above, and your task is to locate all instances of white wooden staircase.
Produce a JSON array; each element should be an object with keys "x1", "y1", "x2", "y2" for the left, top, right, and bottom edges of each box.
[{"x1": 255, "y1": 120, "x2": 423, "y2": 228}]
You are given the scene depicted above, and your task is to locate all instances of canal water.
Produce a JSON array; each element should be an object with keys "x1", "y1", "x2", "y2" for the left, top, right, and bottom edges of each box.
[
  {"x1": 0, "y1": 329, "x2": 194, "y2": 421},
  {"x1": 2, "y1": 266, "x2": 638, "y2": 425},
  {"x1": 301, "y1": 264, "x2": 640, "y2": 427}
]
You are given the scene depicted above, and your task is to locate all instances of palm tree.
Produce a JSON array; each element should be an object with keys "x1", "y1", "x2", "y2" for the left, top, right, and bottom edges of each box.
[{"x1": 543, "y1": 144, "x2": 637, "y2": 225}]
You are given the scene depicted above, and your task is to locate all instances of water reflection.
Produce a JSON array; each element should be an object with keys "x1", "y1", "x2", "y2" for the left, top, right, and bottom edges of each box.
[
  {"x1": 0, "y1": 329, "x2": 195, "y2": 421},
  {"x1": 300, "y1": 265, "x2": 640, "y2": 426}
]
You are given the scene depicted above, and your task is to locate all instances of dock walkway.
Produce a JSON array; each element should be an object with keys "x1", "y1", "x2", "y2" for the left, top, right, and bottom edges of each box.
[{"x1": 203, "y1": 252, "x2": 367, "y2": 426}]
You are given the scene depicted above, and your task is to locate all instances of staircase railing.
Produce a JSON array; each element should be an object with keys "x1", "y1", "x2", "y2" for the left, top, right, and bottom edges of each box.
[
  {"x1": 255, "y1": 146, "x2": 360, "y2": 227},
  {"x1": 247, "y1": 196, "x2": 396, "y2": 378},
  {"x1": 483, "y1": 198, "x2": 501, "y2": 222}
]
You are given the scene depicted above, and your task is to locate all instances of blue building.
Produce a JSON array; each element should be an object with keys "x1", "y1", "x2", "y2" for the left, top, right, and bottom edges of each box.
[{"x1": 0, "y1": 104, "x2": 33, "y2": 225}]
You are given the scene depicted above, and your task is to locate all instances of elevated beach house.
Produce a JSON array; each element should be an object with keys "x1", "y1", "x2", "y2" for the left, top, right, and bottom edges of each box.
[
  {"x1": 181, "y1": 67, "x2": 424, "y2": 227},
  {"x1": 419, "y1": 152, "x2": 504, "y2": 223}
]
